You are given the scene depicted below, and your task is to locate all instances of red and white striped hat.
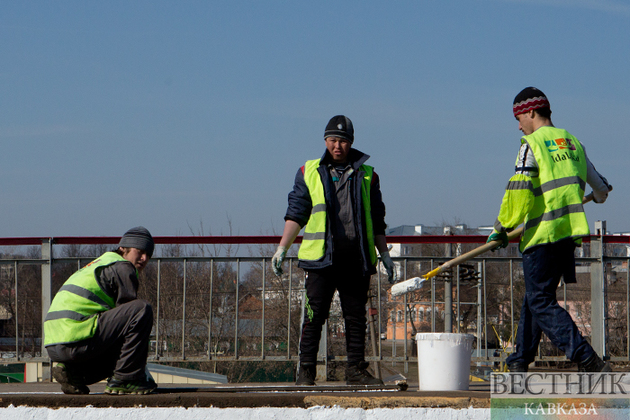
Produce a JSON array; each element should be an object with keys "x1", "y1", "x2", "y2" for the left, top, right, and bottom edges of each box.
[{"x1": 513, "y1": 87, "x2": 550, "y2": 117}]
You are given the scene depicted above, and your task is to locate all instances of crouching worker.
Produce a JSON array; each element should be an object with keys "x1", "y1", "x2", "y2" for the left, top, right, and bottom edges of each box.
[{"x1": 44, "y1": 226, "x2": 157, "y2": 395}]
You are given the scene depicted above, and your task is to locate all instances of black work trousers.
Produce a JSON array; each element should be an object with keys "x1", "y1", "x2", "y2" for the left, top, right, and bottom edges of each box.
[
  {"x1": 46, "y1": 299, "x2": 153, "y2": 385},
  {"x1": 299, "y1": 253, "x2": 371, "y2": 365}
]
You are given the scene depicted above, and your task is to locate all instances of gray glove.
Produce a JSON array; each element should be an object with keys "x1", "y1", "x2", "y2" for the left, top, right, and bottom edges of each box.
[
  {"x1": 592, "y1": 189, "x2": 608, "y2": 204},
  {"x1": 381, "y1": 251, "x2": 396, "y2": 284},
  {"x1": 272, "y1": 246, "x2": 287, "y2": 276}
]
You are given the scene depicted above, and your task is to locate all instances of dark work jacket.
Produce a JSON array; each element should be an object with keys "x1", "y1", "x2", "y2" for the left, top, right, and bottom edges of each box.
[{"x1": 284, "y1": 148, "x2": 387, "y2": 276}]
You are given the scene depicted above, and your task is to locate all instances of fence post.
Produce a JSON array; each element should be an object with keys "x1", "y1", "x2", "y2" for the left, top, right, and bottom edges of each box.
[
  {"x1": 443, "y1": 226, "x2": 453, "y2": 333},
  {"x1": 41, "y1": 238, "x2": 53, "y2": 358},
  {"x1": 476, "y1": 262, "x2": 482, "y2": 365},
  {"x1": 590, "y1": 220, "x2": 607, "y2": 358}
]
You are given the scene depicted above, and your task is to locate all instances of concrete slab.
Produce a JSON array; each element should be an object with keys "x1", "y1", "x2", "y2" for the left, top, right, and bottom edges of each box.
[{"x1": 0, "y1": 381, "x2": 490, "y2": 409}]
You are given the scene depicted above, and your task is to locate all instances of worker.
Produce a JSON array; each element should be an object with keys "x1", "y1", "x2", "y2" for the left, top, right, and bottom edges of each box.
[
  {"x1": 488, "y1": 87, "x2": 611, "y2": 373},
  {"x1": 272, "y1": 115, "x2": 396, "y2": 386},
  {"x1": 44, "y1": 226, "x2": 157, "y2": 394}
]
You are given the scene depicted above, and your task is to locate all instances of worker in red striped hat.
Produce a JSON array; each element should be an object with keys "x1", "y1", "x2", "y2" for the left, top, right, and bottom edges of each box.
[{"x1": 487, "y1": 87, "x2": 611, "y2": 373}]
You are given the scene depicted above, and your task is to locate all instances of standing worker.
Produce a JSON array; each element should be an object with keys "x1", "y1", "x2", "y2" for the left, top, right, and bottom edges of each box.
[
  {"x1": 45, "y1": 226, "x2": 157, "y2": 394},
  {"x1": 272, "y1": 115, "x2": 396, "y2": 386},
  {"x1": 488, "y1": 87, "x2": 611, "y2": 373}
]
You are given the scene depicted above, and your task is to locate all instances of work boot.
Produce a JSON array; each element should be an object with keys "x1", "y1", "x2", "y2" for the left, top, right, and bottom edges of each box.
[
  {"x1": 507, "y1": 361, "x2": 529, "y2": 373},
  {"x1": 105, "y1": 376, "x2": 157, "y2": 395},
  {"x1": 295, "y1": 363, "x2": 316, "y2": 386},
  {"x1": 52, "y1": 363, "x2": 90, "y2": 395},
  {"x1": 578, "y1": 353, "x2": 612, "y2": 373},
  {"x1": 346, "y1": 361, "x2": 384, "y2": 385}
]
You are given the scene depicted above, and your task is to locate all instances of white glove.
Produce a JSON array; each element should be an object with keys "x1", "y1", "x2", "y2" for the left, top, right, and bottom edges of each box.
[
  {"x1": 272, "y1": 246, "x2": 287, "y2": 276},
  {"x1": 380, "y1": 251, "x2": 396, "y2": 284}
]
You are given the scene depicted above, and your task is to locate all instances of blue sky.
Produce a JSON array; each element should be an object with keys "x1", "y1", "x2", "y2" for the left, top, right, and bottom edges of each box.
[{"x1": 1, "y1": 1, "x2": 628, "y2": 238}]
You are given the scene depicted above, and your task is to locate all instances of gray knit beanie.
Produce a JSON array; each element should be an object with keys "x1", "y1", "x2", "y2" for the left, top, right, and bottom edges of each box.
[{"x1": 119, "y1": 226, "x2": 154, "y2": 258}]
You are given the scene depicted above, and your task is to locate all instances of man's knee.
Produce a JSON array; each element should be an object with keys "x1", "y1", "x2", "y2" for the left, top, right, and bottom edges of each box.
[
  {"x1": 122, "y1": 299, "x2": 153, "y2": 325},
  {"x1": 305, "y1": 313, "x2": 328, "y2": 328},
  {"x1": 136, "y1": 300, "x2": 153, "y2": 323},
  {"x1": 526, "y1": 292, "x2": 555, "y2": 310}
]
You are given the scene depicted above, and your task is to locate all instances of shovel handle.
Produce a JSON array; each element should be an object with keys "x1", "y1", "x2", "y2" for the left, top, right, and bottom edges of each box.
[{"x1": 421, "y1": 187, "x2": 610, "y2": 280}]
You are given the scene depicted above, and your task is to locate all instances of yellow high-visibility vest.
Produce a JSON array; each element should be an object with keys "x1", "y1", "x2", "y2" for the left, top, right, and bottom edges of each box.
[
  {"x1": 298, "y1": 159, "x2": 377, "y2": 266},
  {"x1": 44, "y1": 252, "x2": 130, "y2": 346},
  {"x1": 519, "y1": 127, "x2": 589, "y2": 252}
]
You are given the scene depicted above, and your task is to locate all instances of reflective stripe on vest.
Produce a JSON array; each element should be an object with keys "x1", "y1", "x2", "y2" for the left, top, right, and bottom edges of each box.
[
  {"x1": 298, "y1": 159, "x2": 377, "y2": 266},
  {"x1": 298, "y1": 159, "x2": 327, "y2": 260},
  {"x1": 519, "y1": 127, "x2": 589, "y2": 252},
  {"x1": 44, "y1": 252, "x2": 128, "y2": 346}
]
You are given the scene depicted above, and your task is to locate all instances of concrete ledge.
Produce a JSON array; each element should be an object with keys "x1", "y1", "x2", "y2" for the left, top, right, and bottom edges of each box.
[
  {"x1": 304, "y1": 395, "x2": 491, "y2": 409},
  {"x1": 0, "y1": 406, "x2": 492, "y2": 420},
  {"x1": 0, "y1": 382, "x2": 491, "y2": 409}
]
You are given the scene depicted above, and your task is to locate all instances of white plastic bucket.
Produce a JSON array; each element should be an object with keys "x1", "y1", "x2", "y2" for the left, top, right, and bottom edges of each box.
[{"x1": 416, "y1": 333, "x2": 474, "y2": 391}]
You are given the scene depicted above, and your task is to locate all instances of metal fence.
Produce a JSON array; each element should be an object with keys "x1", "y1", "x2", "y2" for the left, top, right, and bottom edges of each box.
[{"x1": 0, "y1": 228, "x2": 628, "y2": 372}]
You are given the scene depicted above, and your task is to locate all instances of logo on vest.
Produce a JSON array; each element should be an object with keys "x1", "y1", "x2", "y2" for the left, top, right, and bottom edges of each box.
[
  {"x1": 83, "y1": 258, "x2": 102, "y2": 269},
  {"x1": 545, "y1": 138, "x2": 576, "y2": 152},
  {"x1": 546, "y1": 138, "x2": 579, "y2": 163}
]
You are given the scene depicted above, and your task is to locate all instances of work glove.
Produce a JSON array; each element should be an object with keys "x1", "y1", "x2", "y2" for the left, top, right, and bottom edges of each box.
[
  {"x1": 272, "y1": 246, "x2": 287, "y2": 276},
  {"x1": 592, "y1": 189, "x2": 608, "y2": 204},
  {"x1": 380, "y1": 251, "x2": 397, "y2": 284},
  {"x1": 486, "y1": 230, "x2": 509, "y2": 251}
]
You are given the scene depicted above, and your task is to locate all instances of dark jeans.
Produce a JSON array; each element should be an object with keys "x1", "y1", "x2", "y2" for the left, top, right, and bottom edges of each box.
[
  {"x1": 46, "y1": 299, "x2": 153, "y2": 384},
  {"x1": 299, "y1": 253, "x2": 371, "y2": 365},
  {"x1": 506, "y1": 239, "x2": 593, "y2": 366}
]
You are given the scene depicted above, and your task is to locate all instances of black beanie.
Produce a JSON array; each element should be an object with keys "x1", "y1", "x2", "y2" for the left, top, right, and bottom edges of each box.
[
  {"x1": 119, "y1": 226, "x2": 154, "y2": 258},
  {"x1": 513, "y1": 87, "x2": 550, "y2": 117},
  {"x1": 324, "y1": 115, "x2": 354, "y2": 143}
]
